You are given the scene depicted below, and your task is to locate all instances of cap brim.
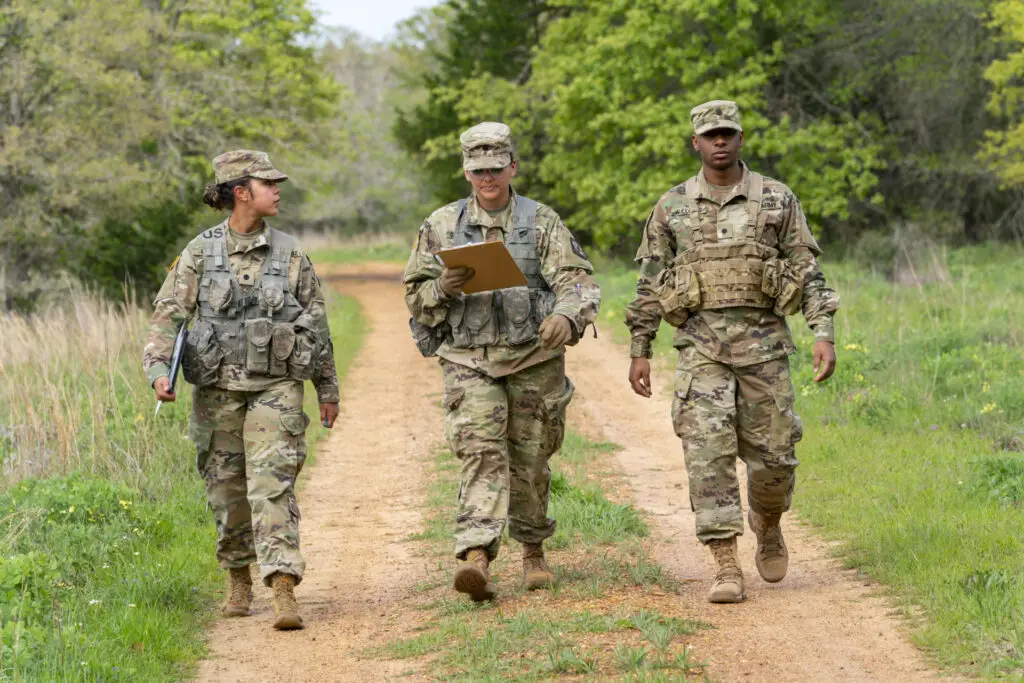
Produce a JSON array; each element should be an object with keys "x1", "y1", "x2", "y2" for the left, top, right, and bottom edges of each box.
[
  {"x1": 463, "y1": 154, "x2": 511, "y2": 171},
  {"x1": 694, "y1": 121, "x2": 743, "y2": 136},
  {"x1": 250, "y1": 169, "x2": 289, "y2": 181}
]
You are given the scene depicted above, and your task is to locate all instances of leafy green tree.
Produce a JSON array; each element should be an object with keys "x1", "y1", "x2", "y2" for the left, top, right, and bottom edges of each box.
[
  {"x1": 982, "y1": 0, "x2": 1024, "y2": 207},
  {"x1": 520, "y1": 0, "x2": 886, "y2": 250},
  {"x1": 0, "y1": 0, "x2": 342, "y2": 308},
  {"x1": 392, "y1": 0, "x2": 552, "y2": 205}
]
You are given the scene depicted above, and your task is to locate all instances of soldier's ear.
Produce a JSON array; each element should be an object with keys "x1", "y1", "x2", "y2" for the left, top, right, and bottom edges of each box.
[
  {"x1": 233, "y1": 182, "x2": 252, "y2": 203},
  {"x1": 691, "y1": 134, "x2": 699, "y2": 152}
]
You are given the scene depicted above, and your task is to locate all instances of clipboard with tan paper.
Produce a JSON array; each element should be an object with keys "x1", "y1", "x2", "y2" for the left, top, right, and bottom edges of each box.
[{"x1": 436, "y1": 241, "x2": 528, "y2": 294}]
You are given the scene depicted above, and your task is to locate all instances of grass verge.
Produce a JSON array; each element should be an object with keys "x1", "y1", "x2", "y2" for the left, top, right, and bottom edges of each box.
[
  {"x1": 379, "y1": 430, "x2": 711, "y2": 681},
  {"x1": 307, "y1": 234, "x2": 411, "y2": 266},
  {"x1": 0, "y1": 288, "x2": 362, "y2": 681},
  {"x1": 598, "y1": 243, "x2": 1024, "y2": 677}
]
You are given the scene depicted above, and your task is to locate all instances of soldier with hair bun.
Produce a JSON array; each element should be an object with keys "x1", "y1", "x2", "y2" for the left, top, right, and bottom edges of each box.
[{"x1": 143, "y1": 150, "x2": 339, "y2": 630}]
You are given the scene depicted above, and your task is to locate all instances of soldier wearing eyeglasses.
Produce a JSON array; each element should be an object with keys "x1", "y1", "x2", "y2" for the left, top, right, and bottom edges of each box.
[{"x1": 403, "y1": 122, "x2": 601, "y2": 602}]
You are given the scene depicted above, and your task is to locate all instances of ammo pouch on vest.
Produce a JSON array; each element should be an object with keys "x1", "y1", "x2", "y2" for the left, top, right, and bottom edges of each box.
[
  {"x1": 443, "y1": 195, "x2": 557, "y2": 349},
  {"x1": 447, "y1": 293, "x2": 499, "y2": 348},
  {"x1": 760, "y1": 258, "x2": 804, "y2": 316},
  {"x1": 656, "y1": 264, "x2": 701, "y2": 327},
  {"x1": 182, "y1": 320, "x2": 223, "y2": 387}
]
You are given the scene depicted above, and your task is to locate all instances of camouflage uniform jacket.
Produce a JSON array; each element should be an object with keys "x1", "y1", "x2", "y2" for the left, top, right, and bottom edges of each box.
[
  {"x1": 143, "y1": 221, "x2": 340, "y2": 403},
  {"x1": 625, "y1": 164, "x2": 839, "y2": 365},
  {"x1": 404, "y1": 190, "x2": 600, "y2": 378}
]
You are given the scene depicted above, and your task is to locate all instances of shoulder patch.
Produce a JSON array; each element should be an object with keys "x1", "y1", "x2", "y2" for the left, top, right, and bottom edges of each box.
[
  {"x1": 167, "y1": 255, "x2": 180, "y2": 272},
  {"x1": 569, "y1": 236, "x2": 588, "y2": 261}
]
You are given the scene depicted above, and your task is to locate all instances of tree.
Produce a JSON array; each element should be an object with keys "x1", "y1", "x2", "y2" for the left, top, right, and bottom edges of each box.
[
  {"x1": 981, "y1": 0, "x2": 1024, "y2": 238},
  {"x1": 392, "y1": 0, "x2": 553, "y2": 205},
  {"x1": 0, "y1": 0, "x2": 342, "y2": 308}
]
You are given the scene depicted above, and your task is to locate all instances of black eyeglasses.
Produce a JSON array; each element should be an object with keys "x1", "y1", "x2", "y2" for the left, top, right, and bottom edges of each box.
[{"x1": 468, "y1": 167, "x2": 507, "y2": 178}]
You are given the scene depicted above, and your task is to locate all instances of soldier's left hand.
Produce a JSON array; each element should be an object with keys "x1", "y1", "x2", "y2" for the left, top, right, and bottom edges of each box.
[
  {"x1": 539, "y1": 314, "x2": 573, "y2": 350},
  {"x1": 320, "y1": 402, "x2": 340, "y2": 428},
  {"x1": 813, "y1": 341, "x2": 837, "y2": 383}
]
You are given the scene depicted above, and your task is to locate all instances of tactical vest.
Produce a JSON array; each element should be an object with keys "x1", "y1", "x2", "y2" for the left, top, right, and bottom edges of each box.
[
  {"x1": 657, "y1": 172, "x2": 803, "y2": 326},
  {"x1": 444, "y1": 196, "x2": 556, "y2": 349},
  {"x1": 182, "y1": 225, "x2": 324, "y2": 387}
]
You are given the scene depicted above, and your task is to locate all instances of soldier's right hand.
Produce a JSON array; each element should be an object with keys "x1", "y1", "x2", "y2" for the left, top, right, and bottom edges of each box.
[
  {"x1": 153, "y1": 376, "x2": 176, "y2": 402},
  {"x1": 439, "y1": 267, "x2": 475, "y2": 298},
  {"x1": 628, "y1": 358, "x2": 652, "y2": 398}
]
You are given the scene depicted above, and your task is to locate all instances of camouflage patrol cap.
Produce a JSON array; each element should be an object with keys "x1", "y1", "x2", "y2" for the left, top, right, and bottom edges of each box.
[
  {"x1": 212, "y1": 150, "x2": 288, "y2": 185},
  {"x1": 460, "y1": 122, "x2": 513, "y2": 171},
  {"x1": 690, "y1": 100, "x2": 743, "y2": 136}
]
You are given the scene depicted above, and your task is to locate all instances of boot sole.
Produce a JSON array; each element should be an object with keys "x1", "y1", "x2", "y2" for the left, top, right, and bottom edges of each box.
[
  {"x1": 222, "y1": 606, "x2": 251, "y2": 617},
  {"x1": 708, "y1": 589, "x2": 746, "y2": 604},
  {"x1": 453, "y1": 566, "x2": 496, "y2": 602},
  {"x1": 273, "y1": 615, "x2": 304, "y2": 630},
  {"x1": 524, "y1": 573, "x2": 555, "y2": 591},
  {"x1": 748, "y1": 510, "x2": 789, "y2": 583}
]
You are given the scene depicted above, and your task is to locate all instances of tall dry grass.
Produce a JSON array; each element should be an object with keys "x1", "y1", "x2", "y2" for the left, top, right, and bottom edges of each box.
[{"x1": 0, "y1": 290, "x2": 189, "y2": 489}]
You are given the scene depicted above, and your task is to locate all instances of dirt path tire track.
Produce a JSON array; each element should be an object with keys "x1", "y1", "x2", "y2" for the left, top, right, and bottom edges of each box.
[
  {"x1": 566, "y1": 332, "x2": 950, "y2": 682},
  {"x1": 195, "y1": 264, "x2": 950, "y2": 682},
  {"x1": 196, "y1": 273, "x2": 439, "y2": 683}
]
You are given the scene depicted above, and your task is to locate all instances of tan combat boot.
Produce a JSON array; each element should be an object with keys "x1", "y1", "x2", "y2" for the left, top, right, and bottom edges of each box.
[
  {"x1": 270, "y1": 573, "x2": 304, "y2": 630},
  {"x1": 522, "y1": 542, "x2": 555, "y2": 590},
  {"x1": 749, "y1": 509, "x2": 789, "y2": 583},
  {"x1": 222, "y1": 565, "x2": 253, "y2": 617},
  {"x1": 707, "y1": 537, "x2": 745, "y2": 603},
  {"x1": 452, "y1": 548, "x2": 496, "y2": 602}
]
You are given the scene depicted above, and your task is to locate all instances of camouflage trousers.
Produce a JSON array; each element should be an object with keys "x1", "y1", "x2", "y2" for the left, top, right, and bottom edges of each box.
[
  {"x1": 672, "y1": 347, "x2": 802, "y2": 544},
  {"x1": 441, "y1": 355, "x2": 575, "y2": 561},
  {"x1": 189, "y1": 379, "x2": 309, "y2": 586}
]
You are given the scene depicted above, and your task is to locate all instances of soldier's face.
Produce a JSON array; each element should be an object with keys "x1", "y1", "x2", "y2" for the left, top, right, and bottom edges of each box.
[
  {"x1": 242, "y1": 178, "x2": 281, "y2": 217},
  {"x1": 465, "y1": 161, "x2": 516, "y2": 208},
  {"x1": 692, "y1": 129, "x2": 743, "y2": 171}
]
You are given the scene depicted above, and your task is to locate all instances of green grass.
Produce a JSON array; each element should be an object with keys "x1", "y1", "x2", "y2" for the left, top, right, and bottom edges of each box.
[
  {"x1": 0, "y1": 289, "x2": 363, "y2": 681},
  {"x1": 599, "y1": 243, "x2": 1024, "y2": 677},
  {"x1": 383, "y1": 431, "x2": 708, "y2": 680},
  {"x1": 308, "y1": 240, "x2": 411, "y2": 266}
]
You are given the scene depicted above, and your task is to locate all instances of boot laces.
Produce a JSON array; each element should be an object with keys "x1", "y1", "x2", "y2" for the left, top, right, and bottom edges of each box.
[
  {"x1": 759, "y1": 521, "x2": 784, "y2": 556},
  {"x1": 228, "y1": 569, "x2": 251, "y2": 604},
  {"x1": 524, "y1": 555, "x2": 548, "y2": 574},
  {"x1": 709, "y1": 541, "x2": 742, "y2": 582}
]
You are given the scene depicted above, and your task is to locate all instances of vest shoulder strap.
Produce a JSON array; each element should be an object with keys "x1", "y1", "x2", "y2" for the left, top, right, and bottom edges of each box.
[
  {"x1": 263, "y1": 226, "x2": 298, "y2": 277},
  {"x1": 515, "y1": 196, "x2": 538, "y2": 232},
  {"x1": 682, "y1": 178, "x2": 703, "y2": 245},
  {"x1": 746, "y1": 172, "x2": 766, "y2": 240}
]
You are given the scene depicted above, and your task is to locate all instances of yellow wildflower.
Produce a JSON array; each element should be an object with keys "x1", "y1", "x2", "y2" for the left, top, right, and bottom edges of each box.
[{"x1": 981, "y1": 403, "x2": 997, "y2": 414}]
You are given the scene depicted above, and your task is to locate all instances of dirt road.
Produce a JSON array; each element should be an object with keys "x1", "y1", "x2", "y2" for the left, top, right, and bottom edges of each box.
[{"x1": 196, "y1": 266, "x2": 945, "y2": 682}]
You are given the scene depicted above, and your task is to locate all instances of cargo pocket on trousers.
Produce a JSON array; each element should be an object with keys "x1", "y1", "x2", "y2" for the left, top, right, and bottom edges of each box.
[
  {"x1": 281, "y1": 411, "x2": 310, "y2": 476},
  {"x1": 542, "y1": 377, "x2": 575, "y2": 459},
  {"x1": 442, "y1": 388, "x2": 465, "y2": 454},
  {"x1": 671, "y1": 371, "x2": 693, "y2": 437},
  {"x1": 768, "y1": 383, "x2": 802, "y2": 466},
  {"x1": 189, "y1": 421, "x2": 214, "y2": 476}
]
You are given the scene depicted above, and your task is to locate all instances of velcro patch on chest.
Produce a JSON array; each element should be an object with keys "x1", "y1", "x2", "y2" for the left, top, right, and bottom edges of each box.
[{"x1": 715, "y1": 204, "x2": 750, "y2": 242}]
